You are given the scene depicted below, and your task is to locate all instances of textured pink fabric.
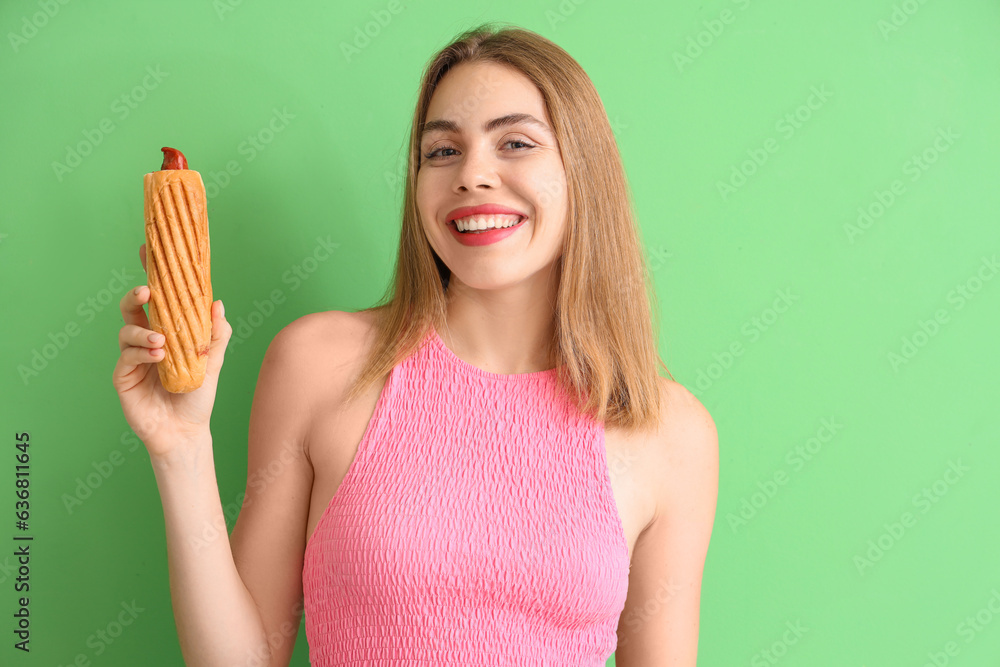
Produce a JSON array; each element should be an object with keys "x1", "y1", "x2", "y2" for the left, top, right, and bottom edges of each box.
[{"x1": 301, "y1": 326, "x2": 631, "y2": 665}]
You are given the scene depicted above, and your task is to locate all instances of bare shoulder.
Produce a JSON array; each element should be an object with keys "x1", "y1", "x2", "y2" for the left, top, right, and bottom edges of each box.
[
  {"x1": 253, "y1": 310, "x2": 374, "y2": 435},
  {"x1": 649, "y1": 376, "x2": 719, "y2": 521},
  {"x1": 264, "y1": 309, "x2": 377, "y2": 392},
  {"x1": 655, "y1": 377, "x2": 718, "y2": 460},
  {"x1": 268, "y1": 309, "x2": 376, "y2": 361},
  {"x1": 260, "y1": 309, "x2": 379, "y2": 451}
]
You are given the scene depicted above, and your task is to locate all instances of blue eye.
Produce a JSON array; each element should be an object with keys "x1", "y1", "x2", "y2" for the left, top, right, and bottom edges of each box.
[
  {"x1": 424, "y1": 146, "x2": 458, "y2": 159},
  {"x1": 423, "y1": 139, "x2": 536, "y2": 160}
]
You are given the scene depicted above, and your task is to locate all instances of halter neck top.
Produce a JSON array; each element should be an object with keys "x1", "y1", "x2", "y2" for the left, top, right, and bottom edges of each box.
[{"x1": 301, "y1": 327, "x2": 631, "y2": 665}]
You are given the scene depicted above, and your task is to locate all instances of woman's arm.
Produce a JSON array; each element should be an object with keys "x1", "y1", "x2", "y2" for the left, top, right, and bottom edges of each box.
[
  {"x1": 151, "y1": 435, "x2": 272, "y2": 665},
  {"x1": 614, "y1": 378, "x2": 720, "y2": 666},
  {"x1": 226, "y1": 315, "x2": 336, "y2": 666},
  {"x1": 151, "y1": 314, "x2": 321, "y2": 666}
]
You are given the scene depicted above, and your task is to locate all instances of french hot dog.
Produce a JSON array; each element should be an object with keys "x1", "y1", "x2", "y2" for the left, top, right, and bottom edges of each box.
[{"x1": 143, "y1": 147, "x2": 213, "y2": 393}]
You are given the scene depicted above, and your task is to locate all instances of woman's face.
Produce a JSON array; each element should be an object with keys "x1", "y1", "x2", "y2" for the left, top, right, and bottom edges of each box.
[{"x1": 416, "y1": 60, "x2": 568, "y2": 292}]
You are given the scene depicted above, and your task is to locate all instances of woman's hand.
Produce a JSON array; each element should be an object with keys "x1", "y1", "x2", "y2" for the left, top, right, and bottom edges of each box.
[{"x1": 111, "y1": 243, "x2": 232, "y2": 461}]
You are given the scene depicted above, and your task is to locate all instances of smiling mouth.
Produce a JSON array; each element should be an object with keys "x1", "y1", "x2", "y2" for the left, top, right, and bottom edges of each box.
[{"x1": 450, "y1": 216, "x2": 527, "y2": 233}]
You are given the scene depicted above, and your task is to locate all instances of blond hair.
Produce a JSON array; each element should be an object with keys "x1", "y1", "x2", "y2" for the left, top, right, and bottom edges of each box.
[{"x1": 344, "y1": 21, "x2": 673, "y2": 433}]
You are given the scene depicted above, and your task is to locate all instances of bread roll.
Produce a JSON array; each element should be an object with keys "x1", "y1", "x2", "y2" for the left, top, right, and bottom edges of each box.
[{"x1": 143, "y1": 151, "x2": 212, "y2": 393}]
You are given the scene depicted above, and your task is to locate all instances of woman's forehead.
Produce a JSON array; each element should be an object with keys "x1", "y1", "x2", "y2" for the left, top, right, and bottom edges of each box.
[{"x1": 424, "y1": 63, "x2": 550, "y2": 137}]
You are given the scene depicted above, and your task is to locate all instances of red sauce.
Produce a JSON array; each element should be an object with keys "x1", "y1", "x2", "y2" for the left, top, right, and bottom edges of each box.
[{"x1": 160, "y1": 147, "x2": 188, "y2": 170}]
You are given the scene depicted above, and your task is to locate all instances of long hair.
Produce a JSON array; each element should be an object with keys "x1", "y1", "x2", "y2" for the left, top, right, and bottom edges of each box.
[{"x1": 343, "y1": 21, "x2": 673, "y2": 433}]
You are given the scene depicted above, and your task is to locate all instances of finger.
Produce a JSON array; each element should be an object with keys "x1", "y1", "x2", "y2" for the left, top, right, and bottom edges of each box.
[
  {"x1": 120, "y1": 286, "x2": 152, "y2": 329},
  {"x1": 140, "y1": 243, "x2": 148, "y2": 274},
  {"x1": 122, "y1": 344, "x2": 165, "y2": 366},
  {"x1": 203, "y1": 300, "x2": 232, "y2": 382},
  {"x1": 119, "y1": 323, "x2": 165, "y2": 352},
  {"x1": 111, "y1": 344, "x2": 164, "y2": 391}
]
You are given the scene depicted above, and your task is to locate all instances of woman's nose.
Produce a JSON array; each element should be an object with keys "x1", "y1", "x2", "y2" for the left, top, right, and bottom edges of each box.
[{"x1": 453, "y1": 145, "x2": 500, "y2": 191}]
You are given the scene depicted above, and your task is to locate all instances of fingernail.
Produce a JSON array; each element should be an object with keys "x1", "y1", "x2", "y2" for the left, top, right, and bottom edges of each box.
[
  {"x1": 219, "y1": 301, "x2": 225, "y2": 318},
  {"x1": 134, "y1": 286, "x2": 142, "y2": 295},
  {"x1": 148, "y1": 333, "x2": 164, "y2": 343}
]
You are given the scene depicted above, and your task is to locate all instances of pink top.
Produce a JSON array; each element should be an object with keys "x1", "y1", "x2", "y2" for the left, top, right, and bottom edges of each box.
[{"x1": 301, "y1": 327, "x2": 631, "y2": 665}]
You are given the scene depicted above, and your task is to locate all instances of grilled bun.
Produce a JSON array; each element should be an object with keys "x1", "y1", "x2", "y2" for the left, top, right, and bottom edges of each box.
[{"x1": 142, "y1": 149, "x2": 212, "y2": 393}]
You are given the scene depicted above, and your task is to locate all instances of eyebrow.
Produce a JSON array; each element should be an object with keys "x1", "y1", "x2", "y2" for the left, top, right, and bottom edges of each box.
[{"x1": 420, "y1": 113, "x2": 552, "y2": 140}]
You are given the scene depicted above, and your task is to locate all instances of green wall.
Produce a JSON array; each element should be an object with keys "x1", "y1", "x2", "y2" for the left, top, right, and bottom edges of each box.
[{"x1": 2, "y1": 0, "x2": 998, "y2": 664}]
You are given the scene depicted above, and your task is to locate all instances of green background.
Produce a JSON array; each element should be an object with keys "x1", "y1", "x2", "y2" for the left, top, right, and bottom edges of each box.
[{"x1": 2, "y1": 0, "x2": 998, "y2": 664}]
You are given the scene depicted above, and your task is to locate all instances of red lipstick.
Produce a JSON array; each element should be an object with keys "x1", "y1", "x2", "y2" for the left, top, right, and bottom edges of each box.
[{"x1": 445, "y1": 203, "x2": 528, "y2": 247}]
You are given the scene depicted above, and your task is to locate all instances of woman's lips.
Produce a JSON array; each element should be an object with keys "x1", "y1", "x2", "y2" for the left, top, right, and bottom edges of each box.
[{"x1": 446, "y1": 204, "x2": 526, "y2": 222}]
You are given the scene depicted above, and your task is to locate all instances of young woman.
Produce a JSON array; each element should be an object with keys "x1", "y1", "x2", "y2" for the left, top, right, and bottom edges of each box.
[{"x1": 113, "y1": 23, "x2": 718, "y2": 667}]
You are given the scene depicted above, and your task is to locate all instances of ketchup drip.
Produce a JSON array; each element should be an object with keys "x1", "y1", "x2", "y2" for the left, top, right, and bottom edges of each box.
[{"x1": 160, "y1": 147, "x2": 188, "y2": 170}]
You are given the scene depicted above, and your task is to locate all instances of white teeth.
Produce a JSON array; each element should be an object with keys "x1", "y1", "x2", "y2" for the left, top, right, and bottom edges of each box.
[{"x1": 454, "y1": 214, "x2": 523, "y2": 232}]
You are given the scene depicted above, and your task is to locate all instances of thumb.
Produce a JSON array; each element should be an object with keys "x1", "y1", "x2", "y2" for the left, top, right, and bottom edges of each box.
[{"x1": 204, "y1": 299, "x2": 232, "y2": 382}]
